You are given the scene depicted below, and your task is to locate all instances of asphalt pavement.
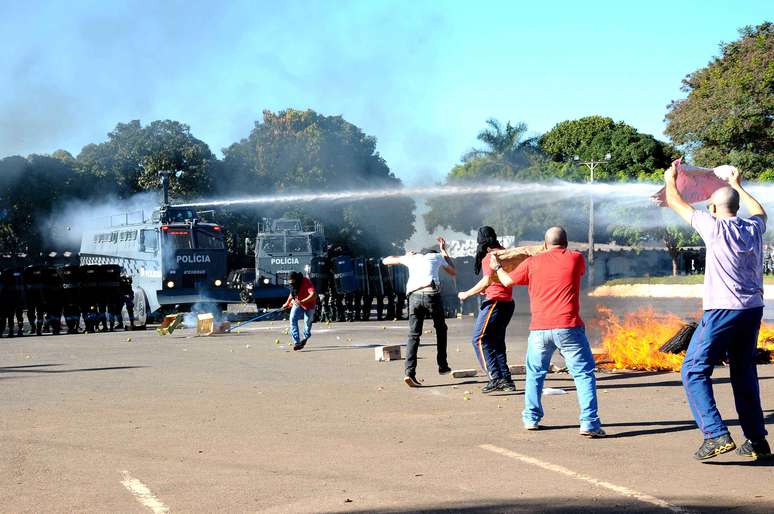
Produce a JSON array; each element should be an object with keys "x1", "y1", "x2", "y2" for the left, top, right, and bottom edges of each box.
[{"x1": 1, "y1": 303, "x2": 773, "y2": 513}]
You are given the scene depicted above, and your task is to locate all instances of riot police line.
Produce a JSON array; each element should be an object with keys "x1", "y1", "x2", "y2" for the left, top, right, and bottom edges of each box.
[
  {"x1": 0, "y1": 264, "x2": 136, "y2": 337},
  {"x1": 308, "y1": 254, "x2": 460, "y2": 322}
]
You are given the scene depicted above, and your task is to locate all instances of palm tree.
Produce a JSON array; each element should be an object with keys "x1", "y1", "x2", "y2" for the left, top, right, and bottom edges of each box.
[{"x1": 464, "y1": 118, "x2": 536, "y2": 167}]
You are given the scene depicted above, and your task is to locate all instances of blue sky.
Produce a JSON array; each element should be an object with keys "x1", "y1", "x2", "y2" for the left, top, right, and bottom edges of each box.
[{"x1": 0, "y1": 0, "x2": 769, "y2": 184}]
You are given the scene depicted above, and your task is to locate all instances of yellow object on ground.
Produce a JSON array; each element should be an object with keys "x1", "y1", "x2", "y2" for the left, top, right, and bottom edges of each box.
[
  {"x1": 157, "y1": 314, "x2": 184, "y2": 336},
  {"x1": 196, "y1": 313, "x2": 215, "y2": 336},
  {"x1": 195, "y1": 314, "x2": 230, "y2": 336}
]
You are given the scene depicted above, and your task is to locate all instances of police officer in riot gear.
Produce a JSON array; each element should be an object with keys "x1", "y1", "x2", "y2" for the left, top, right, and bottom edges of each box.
[
  {"x1": 309, "y1": 255, "x2": 330, "y2": 323},
  {"x1": 60, "y1": 265, "x2": 82, "y2": 334},
  {"x1": 0, "y1": 269, "x2": 8, "y2": 337},
  {"x1": 23, "y1": 266, "x2": 45, "y2": 336},
  {"x1": 376, "y1": 259, "x2": 393, "y2": 321},
  {"x1": 352, "y1": 257, "x2": 368, "y2": 321},
  {"x1": 329, "y1": 245, "x2": 351, "y2": 322},
  {"x1": 391, "y1": 265, "x2": 408, "y2": 320},
  {"x1": 80, "y1": 265, "x2": 100, "y2": 333},
  {"x1": 120, "y1": 274, "x2": 136, "y2": 330},
  {"x1": 5, "y1": 268, "x2": 26, "y2": 336},
  {"x1": 362, "y1": 257, "x2": 385, "y2": 321},
  {"x1": 43, "y1": 266, "x2": 64, "y2": 335}
]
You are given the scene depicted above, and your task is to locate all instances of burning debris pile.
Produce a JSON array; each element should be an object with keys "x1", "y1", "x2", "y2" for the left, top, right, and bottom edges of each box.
[{"x1": 594, "y1": 306, "x2": 774, "y2": 372}]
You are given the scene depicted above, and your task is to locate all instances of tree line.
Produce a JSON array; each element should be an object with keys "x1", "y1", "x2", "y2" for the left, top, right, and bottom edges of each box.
[
  {"x1": 0, "y1": 111, "x2": 415, "y2": 261},
  {"x1": 0, "y1": 22, "x2": 770, "y2": 267}
]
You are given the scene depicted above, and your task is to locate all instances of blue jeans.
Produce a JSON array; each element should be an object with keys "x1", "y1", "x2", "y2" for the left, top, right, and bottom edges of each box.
[
  {"x1": 682, "y1": 307, "x2": 767, "y2": 440},
  {"x1": 523, "y1": 327, "x2": 601, "y2": 431},
  {"x1": 471, "y1": 300, "x2": 514, "y2": 381},
  {"x1": 289, "y1": 305, "x2": 315, "y2": 344}
]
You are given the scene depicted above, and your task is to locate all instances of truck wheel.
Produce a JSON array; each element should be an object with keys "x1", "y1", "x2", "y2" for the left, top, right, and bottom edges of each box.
[
  {"x1": 240, "y1": 289, "x2": 252, "y2": 303},
  {"x1": 130, "y1": 287, "x2": 149, "y2": 330}
]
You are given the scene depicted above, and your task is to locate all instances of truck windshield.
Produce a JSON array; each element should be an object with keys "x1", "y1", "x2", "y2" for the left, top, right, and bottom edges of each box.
[
  {"x1": 164, "y1": 230, "x2": 193, "y2": 249},
  {"x1": 286, "y1": 236, "x2": 310, "y2": 253},
  {"x1": 195, "y1": 230, "x2": 225, "y2": 250},
  {"x1": 166, "y1": 208, "x2": 197, "y2": 222},
  {"x1": 273, "y1": 219, "x2": 302, "y2": 231},
  {"x1": 261, "y1": 237, "x2": 284, "y2": 254}
]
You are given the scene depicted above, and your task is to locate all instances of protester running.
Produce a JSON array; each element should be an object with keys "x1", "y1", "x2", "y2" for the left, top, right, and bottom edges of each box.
[
  {"x1": 281, "y1": 271, "x2": 317, "y2": 351},
  {"x1": 493, "y1": 226, "x2": 604, "y2": 437},
  {"x1": 383, "y1": 237, "x2": 455, "y2": 387},
  {"x1": 458, "y1": 226, "x2": 516, "y2": 394},
  {"x1": 665, "y1": 165, "x2": 771, "y2": 460}
]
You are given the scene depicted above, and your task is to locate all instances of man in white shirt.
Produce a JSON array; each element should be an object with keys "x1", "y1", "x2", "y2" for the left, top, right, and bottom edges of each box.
[{"x1": 383, "y1": 237, "x2": 456, "y2": 387}]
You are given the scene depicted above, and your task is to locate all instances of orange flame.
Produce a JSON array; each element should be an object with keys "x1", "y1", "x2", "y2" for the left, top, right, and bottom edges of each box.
[{"x1": 594, "y1": 306, "x2": 774, "y2": 372}]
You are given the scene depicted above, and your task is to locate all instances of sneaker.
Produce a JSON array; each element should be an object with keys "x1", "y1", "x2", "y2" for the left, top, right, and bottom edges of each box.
[
  {"x1": 693, "y1": 434, "x2": 736, "y2": 460},
  {"x1": 292, "y1": 339, "x2": 307, "y2": 351},
  {"x1": 438, "y1": 366, "x2": 452, "y2": 375},
  {"x1": 481, "y1": 380, "x2": 500, "y2": 394},
  {"x1": 499, "y1": 380, "x2": 517, "y2": 392},
  {"x1": 524, "y1": 422, "x2": 540, "y2": 431},
  {"x1": 736, "y1": 439, "x2": 772, "y2": 460},
  {"x1": 404, "y1": 375, "x2": 422, "y2": 387},
  {"x1": 580, "y1": 428, "x2": 607, "y2": 438}
]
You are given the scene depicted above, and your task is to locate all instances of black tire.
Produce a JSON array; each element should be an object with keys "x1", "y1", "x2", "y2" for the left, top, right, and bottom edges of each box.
[
  {"x1": 239, "y1": 288, "x2": 251, "y2": 304},
  {"x1": 659, "y1": 321, "x2": 698, "y2": 354}
]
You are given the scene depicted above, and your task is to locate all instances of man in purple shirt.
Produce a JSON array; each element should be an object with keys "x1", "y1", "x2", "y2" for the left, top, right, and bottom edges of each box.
[{"x1": 666, "y1": 164, "x2": 771, "y2": 461}]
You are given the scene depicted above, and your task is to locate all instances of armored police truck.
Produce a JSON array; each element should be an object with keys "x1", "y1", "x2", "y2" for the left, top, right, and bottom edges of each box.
[
  {"x1": 252, "y1": 218, "x2": 325, "y2": 305},
  {"x1": 79, "y1": 204, "x2": 237, "y2": 322}
]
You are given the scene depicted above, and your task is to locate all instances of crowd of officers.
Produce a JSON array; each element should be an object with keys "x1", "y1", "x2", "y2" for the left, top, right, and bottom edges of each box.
[
  {"x1": 310, "y1": 253, "x2": 408, "y2": 322},
  {"x1": 0, "y1": 264, "x2": 135, "y2": 337},
  {"x1": 308, "y1": 248, "x2": 461, "y2": 322}
]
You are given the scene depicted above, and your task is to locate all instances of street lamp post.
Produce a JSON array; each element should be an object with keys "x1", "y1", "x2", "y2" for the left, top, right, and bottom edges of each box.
[{"x1": 573, "y1": 153, "x2": 611, "y2": 287}]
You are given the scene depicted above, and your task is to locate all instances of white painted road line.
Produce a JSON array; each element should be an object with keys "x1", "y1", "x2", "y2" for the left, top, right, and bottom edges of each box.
[
  {"x1": 120, "y1": 471, "x2": 170, "y2": 514},
  {"x1": 480, "y1": 444, "x2": 686, "y2": 513}
]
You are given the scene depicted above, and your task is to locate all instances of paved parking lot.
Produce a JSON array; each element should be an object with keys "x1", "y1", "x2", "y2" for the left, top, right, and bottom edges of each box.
[{"x1": 2, "y1": 307, "x2": 773, "y2": 513}]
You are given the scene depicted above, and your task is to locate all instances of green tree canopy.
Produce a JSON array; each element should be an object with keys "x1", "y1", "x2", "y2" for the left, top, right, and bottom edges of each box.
[
  {"x1": 0, "y1": 154, "x2": 91, "y2": 255},
  {"x1": 76, "y1": 120, "x2": 215, "y2": 198},
  {"x1": 220, "y1": 109, "x2": 415, "y2": 255},
  {"x1": 463, "y1": 118, "x2": 540, "y2": 169},
  {"x1": 665, "y1": 22, "x2": 774, "y2": 178},
  {"x1": 425, "y1": 116, "x2": 671, "y2": 241},
  {"x1": 540, "y1": 116, "x2": 676, "y2": 181}
]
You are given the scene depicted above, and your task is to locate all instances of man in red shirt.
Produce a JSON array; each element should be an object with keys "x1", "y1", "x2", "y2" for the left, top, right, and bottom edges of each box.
[
  {"x1": 282, "y1": 271, "x2": 317, "y2": 351},
  {"x1": 492, "y1": 226, "x2": 604, "y2": 437}
]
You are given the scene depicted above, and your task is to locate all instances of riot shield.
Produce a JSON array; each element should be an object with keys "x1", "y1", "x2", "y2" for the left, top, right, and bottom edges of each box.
[
  {"x1": 98, "y1": 265, "x2": 122, "y2": 301},
  {"x1": 59, "y1": 265, "x2": 82, "y2": 306},
  {"x1": 390, "y1": 265, "x2": 408, "y2": 296},
  {"x1": 42, "y1": 266, "x2": 64, "y2": 333},
  {"x1": 3, "y1": 267, "x2": 25, "y2": 308},
  {"x1": 333, "y1": 256, "x2": 356, "y2": 294},
  {"x1": 22, "y1": 265, "x2": 46, "y2": 308},
  {"x1": 378, "y1": 261, "x2": 393, "y2": 296},
  {"x1": 100, "y1": 264, "x2": 123, "y2": 329},
  {"x1": 353, "y1": 257, "x2": 368, "y2": 296},
  {"x1": 367, "y1": 258, "x2": 384, "y2": 297},
  {"x1": 59, "y1": 265, "x2": 82, "y2": 333},
  {"x1": 308, "y1": 256, "x2": 330, "y2": 292}
]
